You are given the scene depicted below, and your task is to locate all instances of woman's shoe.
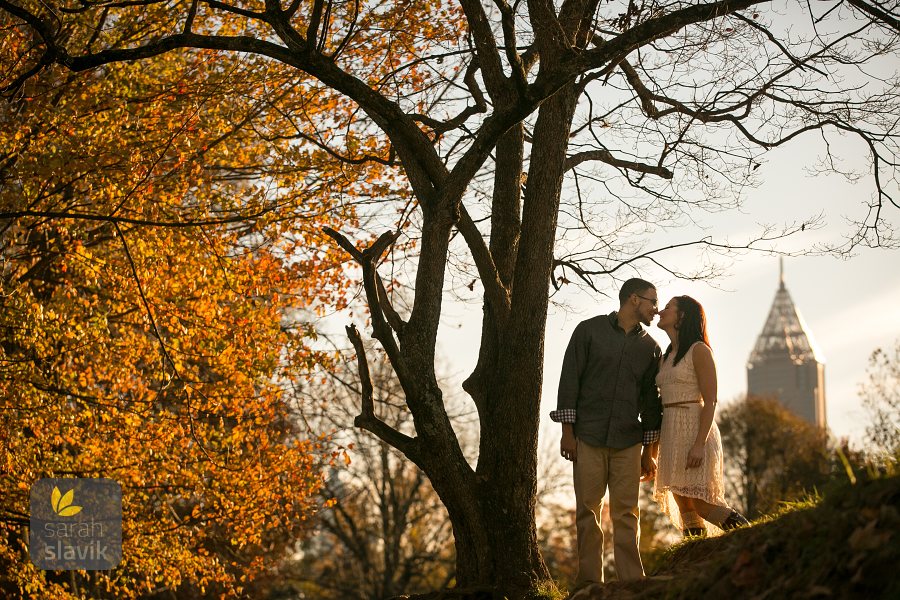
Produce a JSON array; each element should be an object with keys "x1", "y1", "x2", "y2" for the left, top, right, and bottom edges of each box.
[{"x1": 720, "y1": 510, "x2": 750, "y2": 531}]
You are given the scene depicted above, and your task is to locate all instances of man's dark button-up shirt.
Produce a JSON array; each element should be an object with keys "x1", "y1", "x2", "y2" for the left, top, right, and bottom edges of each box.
[{"x1": 551, "y1": 311, "x2": 662, "y2": 449}]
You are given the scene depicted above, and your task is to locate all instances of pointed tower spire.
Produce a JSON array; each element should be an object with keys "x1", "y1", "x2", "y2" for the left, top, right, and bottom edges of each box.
[
  {"x1": 749, "y1": 262, "x2": 817, "y2": 364},
  {"x1": 747, "y1": 260, "x2": 827, "y2": 429},
  {"x1": 779, "y1": 256, "x2": 785, "y2": 290}
]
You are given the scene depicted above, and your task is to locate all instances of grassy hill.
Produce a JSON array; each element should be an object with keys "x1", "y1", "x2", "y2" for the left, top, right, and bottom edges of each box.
[
  {"x1": 396, "y1": 473, "x2": 899, "y2": 600},
  {"x1": 570, "y1": 472, "x2": 900, "y2": 600}
]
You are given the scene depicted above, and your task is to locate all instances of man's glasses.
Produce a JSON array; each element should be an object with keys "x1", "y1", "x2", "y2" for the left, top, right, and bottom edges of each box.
[{"x1": 635, "y1": 294, "x2": 658, "y2": 308}]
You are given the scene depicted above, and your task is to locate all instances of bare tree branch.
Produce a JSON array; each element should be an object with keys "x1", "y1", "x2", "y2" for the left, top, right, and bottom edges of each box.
[
  {"x1": 412, "y1": 58, "x2": 488, "y2": 135},
  {"x1": 493, "y1": 0, "x2": 529, "y2": 92},
  {"x1": 459, "y1": 0, "x2": 510, "y2": 101},
  {"x1": 345, "y1": 323, "x2": 420, "y2": 463},
  {"x1": 846, "y1": 0, "x2": 900, "y2": 33},
  {"x1": 377, "y1": 274, "x2": 407, "y2": 337},
  {"x1": 565, "y1": 149, "x2": 674, "y2": 178}
]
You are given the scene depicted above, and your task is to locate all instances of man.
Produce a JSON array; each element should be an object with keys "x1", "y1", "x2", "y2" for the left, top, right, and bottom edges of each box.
[{"x1": 551, "y1": 278, "x2": 662, "y2": 586}]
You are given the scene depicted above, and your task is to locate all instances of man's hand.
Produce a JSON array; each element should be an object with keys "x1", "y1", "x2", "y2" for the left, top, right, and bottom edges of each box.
[
  {"x1": 560, "y1": 424, "x2": 577, "y2": 462},
  {"x1": 640, "y1": 448, "x2": 657, "y2": 481}
]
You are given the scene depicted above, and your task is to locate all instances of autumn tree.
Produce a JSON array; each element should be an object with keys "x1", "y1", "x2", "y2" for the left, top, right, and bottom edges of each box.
[
  {"x1": 0, "y1": 15, "x2": 370, "y2": 599},
  {"x1": 275, "y1": 353, "x2": 458, "y2": 600},
  {"x1": 2, "y1": 1, "x2": 900, "y2": 597},
  {"x1": 718, "y1": 396, "x2": 833, "y2": 518},
  {"x1": 860, "y1": 339, "x2": 900, "y2": 456}
]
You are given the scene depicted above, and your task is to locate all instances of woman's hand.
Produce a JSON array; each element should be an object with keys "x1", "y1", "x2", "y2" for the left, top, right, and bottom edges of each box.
[{"x1": 686, "y1": 443, "x2": 704, "y2": 469}]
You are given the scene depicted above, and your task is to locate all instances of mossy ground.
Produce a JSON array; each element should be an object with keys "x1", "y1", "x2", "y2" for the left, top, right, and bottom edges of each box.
[
  {"x1": 397, "y1": 473, "x2": 900, "y2": 600},
  {"x1": 568, "y1": 473, "x2": 900, "y2": 599}
]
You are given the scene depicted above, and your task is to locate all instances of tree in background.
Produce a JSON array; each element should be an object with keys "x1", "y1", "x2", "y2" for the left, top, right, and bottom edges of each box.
[
  {"x1": 0, "y1": 17, "x2": 365, "y2": 599},
  {"x1": 3, "y1": 1, "x2": 900, "y2": 596},
  {"x1": 535, "y1": 499, "x2": 577, "y2": 591},
  {"x1": 718, "y1": 396, "x2": 832, "y2": 519},
  {"x1": 860, "y1": 340, "x2": 900, "y2": 457},
  {"x1": 273, "y1": 354, "x2": 457, "y2": 600}
]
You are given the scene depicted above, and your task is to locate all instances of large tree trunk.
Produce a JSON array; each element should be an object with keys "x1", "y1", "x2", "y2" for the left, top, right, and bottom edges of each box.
[{"x1": 446, "y1": 83, "x2": 580, "y2": 598}]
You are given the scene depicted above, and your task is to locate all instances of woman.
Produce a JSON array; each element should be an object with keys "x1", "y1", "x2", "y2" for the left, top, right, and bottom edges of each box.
[{"x1": 654, "y1": 295, "x2": 750, "y2": 537}]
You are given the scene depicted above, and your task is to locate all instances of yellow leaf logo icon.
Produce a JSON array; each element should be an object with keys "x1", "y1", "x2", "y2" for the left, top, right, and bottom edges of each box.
[{"x1": 51, "y1": 486, "x2": 83, "y2": 517}]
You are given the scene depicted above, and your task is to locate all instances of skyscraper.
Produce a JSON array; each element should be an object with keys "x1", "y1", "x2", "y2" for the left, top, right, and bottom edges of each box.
[{"x1": 747, "y1": 260, "x2": 827, "y2": 429}]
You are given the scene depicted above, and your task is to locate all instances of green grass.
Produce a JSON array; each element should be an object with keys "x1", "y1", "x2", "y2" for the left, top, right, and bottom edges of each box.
[
  {"x1": 395, "y1": 471, "x2": 900, "y2": 600},
  {"x1": 570, "y1": 472, "x2": 900, "y2": 599},
  {"x1": 524, "y1": 580, "x2": 566, "y2": 600}
]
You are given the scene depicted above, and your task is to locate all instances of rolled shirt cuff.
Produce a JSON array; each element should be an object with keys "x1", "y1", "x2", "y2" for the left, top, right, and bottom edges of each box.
[
  {"x1": 550, "y1": 408, "x2": 576, "y2": 423},
  {"x1": 642, "y1": 429, "x2": 660, "y2": 446}
]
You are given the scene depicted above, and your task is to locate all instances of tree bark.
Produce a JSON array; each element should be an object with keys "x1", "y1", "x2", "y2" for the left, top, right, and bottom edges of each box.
[{"x1": 448, "y1": 83, "x2": 580, "y2": 597}]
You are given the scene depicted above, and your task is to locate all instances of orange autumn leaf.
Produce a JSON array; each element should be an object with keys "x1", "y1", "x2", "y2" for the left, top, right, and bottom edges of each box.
[{"x1": 0, "y1": 11, "x2": 411, "y2": 598}]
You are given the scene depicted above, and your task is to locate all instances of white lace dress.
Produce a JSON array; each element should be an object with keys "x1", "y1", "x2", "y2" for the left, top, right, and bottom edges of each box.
[{"x1": 653, "y1": 342, "x2": 728, "y2": 528}]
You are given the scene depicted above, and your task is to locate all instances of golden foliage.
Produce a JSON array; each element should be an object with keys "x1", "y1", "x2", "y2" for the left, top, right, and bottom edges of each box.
[{"x1": 0, "y1": 12, "x2": 404, "y2": 599}]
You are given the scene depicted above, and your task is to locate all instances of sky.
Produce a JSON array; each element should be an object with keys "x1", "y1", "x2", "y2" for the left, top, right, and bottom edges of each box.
[
  {"x1": 320, "y1": 0, "x2": 900, "y2": 464},
  {"x1": 433, "y1": 137, "x2": 900, "y2": 452},
  {"x1": 427, "y1": 4, "x2": 900, "y2": 455}
]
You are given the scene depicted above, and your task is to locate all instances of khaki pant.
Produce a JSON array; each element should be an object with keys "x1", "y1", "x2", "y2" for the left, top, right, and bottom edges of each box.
[{"x1": 573, "y1": 439, "x2": 644, "y2": 585}]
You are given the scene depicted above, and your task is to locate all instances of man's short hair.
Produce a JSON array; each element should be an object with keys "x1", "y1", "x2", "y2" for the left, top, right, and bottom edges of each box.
[{"x1": 619, "y1": 278, "x2": 656, "y2": 305}]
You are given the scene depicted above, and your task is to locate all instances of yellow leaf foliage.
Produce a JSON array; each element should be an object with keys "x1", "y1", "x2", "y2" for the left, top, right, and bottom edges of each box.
[{"x1": 0, "y1": 9, "x2": 426, "y2": 597}]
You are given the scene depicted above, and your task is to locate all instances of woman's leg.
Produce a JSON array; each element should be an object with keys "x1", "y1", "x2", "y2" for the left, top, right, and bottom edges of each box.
[
  {"x1": 672, "y1": 494, "x2": 704, "y2": 537},
  {"x1": 671, "y1": 493, "x2": 696, "y2": 514},
  {"x1": 690, "y1": 497, "x2": 749, "y2": 530}
]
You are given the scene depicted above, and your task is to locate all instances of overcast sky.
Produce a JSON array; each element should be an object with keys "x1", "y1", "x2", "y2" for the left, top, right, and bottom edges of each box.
[
  {"x1": 326, "y1": 1, "x2": 899, "y2": 463},
  {"x1": 434, "y1": 137, "x2": 899, "y2": 452}
]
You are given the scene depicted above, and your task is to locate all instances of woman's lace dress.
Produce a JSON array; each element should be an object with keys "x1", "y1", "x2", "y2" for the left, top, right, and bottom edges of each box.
[{"x1": 653, "y1": 341, "x2": 728, "y2": 528}]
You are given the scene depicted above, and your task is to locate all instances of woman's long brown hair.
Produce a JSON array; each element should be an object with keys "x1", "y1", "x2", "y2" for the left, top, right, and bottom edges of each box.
[{"x1": 664, "y1": 295, "x2": 710, "y2": 366}]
